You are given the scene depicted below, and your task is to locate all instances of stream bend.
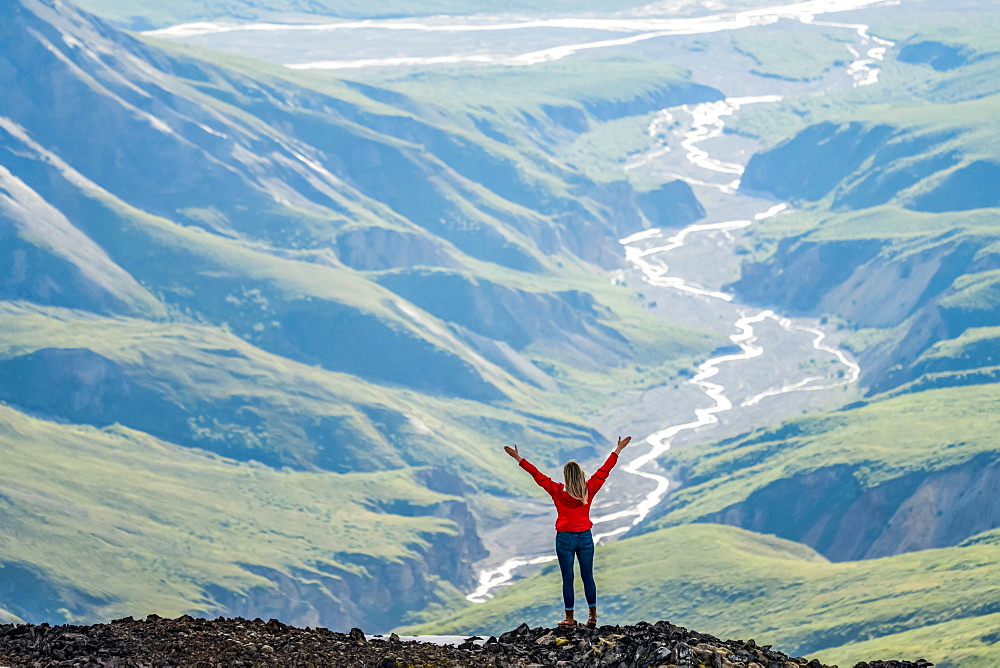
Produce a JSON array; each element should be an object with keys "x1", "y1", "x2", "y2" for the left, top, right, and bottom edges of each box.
[{"x1": 466, "y1": 14, "x2": 887, "y2": 602}]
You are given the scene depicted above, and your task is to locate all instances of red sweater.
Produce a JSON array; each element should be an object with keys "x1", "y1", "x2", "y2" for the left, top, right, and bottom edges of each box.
[{"x1": 519, "y1": 452, "x2": 619, "y2": 532}]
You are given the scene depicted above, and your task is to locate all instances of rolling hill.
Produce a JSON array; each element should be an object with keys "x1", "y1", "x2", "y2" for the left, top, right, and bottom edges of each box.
[
  {"x1": 0, "y1": 0, "x2": 716, "y2": 629},
  {"x1": 65, "y1": 0, "x2": 650, "y2": 31},
  {"x1": 405, "y1": 2, "x2": 1000, "y2": 664},
  {"x1": 405, "y1": 523, "x2": 1000, "y2": 668},
  {"x1": 3, "y1": 0, "x2": 997, "y2": 657}
]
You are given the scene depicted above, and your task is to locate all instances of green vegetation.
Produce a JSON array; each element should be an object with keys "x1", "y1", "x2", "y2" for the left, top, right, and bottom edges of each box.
[
  {"x1": 357, "y1": 56, "x2": 719, "y2": 183},
  {"x1": 651, "y1": 384, "x2": 1000, "y2": 528},
  {"x1": 941, "y1": 269, "x2": 1000, "y2": 313},
  {"x1": 1, "y1": 0, "x2": 730, "y2": 629},
  {"x1": 0, "y1": 403, "x2": 459, "y2": 624},
  {"x1": 813, "y1": 612, "x2": 1000, "y2": 668},
  {"x1": 363, "y1": 57, "x2": 691, "y2": 116},
  {"x1": 732, "y1": 18, "x2": 1000, "y2": 148},
  {"x1": 401, "y1": 3, "x2": 1000, "y2": 659},
  {"x1": 555, "y1": 114, "x2": 663, "y2": 184},
  {"x1": 70, "y1": 0, "x2": 646, "y2": 29},
  {"x1": 0, "y1": 298, "x2": 706, "y2": 494},
  {"x1": 731, "y1": 27, "x2": 853, "y2": 81},
  {"x1": 910, "y1": 326, "x2": 1000, "y2": 372},
  {"x1": 738, "y1": 207, "x2": 1000, "y2": 265},
  {"x1": 16, "y1": 0, "x2": 1000, "y2": 651},
  {"x1": 405, "y1": 523, "x2": 1000, "y2": 667}
]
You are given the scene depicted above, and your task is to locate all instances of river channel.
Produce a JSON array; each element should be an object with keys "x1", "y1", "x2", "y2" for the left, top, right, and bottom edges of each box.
[
  {"x1": 150, "y1": 0, "x2": 895, "y2": 610},
  {"x1": 463, "y1": 7, "x2": 889, "y2": 603}
]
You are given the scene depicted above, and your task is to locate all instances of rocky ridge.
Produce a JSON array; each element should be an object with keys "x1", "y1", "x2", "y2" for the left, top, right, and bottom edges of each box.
[{"x1": 0, "y1": 615, "x2": 934, "y2": 667}]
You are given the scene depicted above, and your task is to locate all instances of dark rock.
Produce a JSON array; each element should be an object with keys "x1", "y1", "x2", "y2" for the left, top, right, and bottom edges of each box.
[
  {"x1": 499, "y1": 622, "x2": 531, "y2": 644},
  {"x1": 265, "y1": 618, "x2": 287, "y2": 633},
  {"x1": 0, "y1": 616, "x2": 933, "y2": 667}
]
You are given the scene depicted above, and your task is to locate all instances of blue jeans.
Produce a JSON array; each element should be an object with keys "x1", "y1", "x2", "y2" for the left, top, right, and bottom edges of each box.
[{"x1": 555, "y1": 529, "x2": 596, "y2": 611}]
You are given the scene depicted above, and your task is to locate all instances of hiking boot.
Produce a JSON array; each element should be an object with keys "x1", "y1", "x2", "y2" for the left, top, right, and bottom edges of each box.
[
  {"x1": 557, "y1": 610, "x2": 575, "y2": 627},
  {"x1": 586, "y1": 606, "x2": 598, "y2": 628}
]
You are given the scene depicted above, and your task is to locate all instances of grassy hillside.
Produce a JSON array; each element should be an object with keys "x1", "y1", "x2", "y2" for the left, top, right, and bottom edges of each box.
[
  {"x1": 0, "y1": 0, "x2": 725, "y2": 630},
  {"x1": 649, "y1": 383, "x2": 1000, "y2": 531},
  {"x1": 0, "y1": 403, "x2": 469, "y2": 627},
  {"x1": 408, "y1": 383, "x2": 1000, "y2": 661},
  {"x1": 730, "y1": 5, "x2": 1000, "y2": 395},
  {"x1": 405, "y1": 523, "x2": 1000, "y2": 667},
  {"x1": 364, "y1": 58, "x2": 704, "y2": 116},
  {"x1": 731, "y1": 26, "x2": 853, "y2": 81},
  {"x1": 812, "y1": 612, "x2": 1000, "y2": 668},
  {"x1": 360, "y1": 56, "x2": 722, "y2": 185},
  {"x1": 731, "y1": 0, "x2": 1000, "y2": 148},
  {"x1": 0, "y1": 302, "x2": 595, "y2": 483},
  {"x1": 634, "y1": 384, "x2": 1000, "y2": 564},
  {"x1": 67, "y1": 0, "x2": 646, "y2": 30}
]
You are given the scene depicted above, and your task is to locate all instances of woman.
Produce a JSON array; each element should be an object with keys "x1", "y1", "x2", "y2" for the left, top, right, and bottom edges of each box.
[{"x1": 504, "y1": 435, "x2": 631, "y2": 629}]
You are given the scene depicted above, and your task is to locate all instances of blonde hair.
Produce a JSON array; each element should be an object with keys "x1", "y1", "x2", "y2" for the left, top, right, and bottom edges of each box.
[{"x1": 563, "y1": 461, "x2": 589, "y2": 504}]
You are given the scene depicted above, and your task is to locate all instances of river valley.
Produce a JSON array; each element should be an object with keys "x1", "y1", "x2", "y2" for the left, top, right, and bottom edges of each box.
[{"x1": 150, "y1": 0, "x2": 895, "y2": 609}]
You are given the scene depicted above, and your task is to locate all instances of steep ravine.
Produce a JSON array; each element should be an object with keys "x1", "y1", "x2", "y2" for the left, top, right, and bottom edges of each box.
[
  {"x1": 465, "y1": 9, "x2": 893, "y2": 601},
  {"x1": 208, "y1": 499, "x2": 486, "y2": 632},
  {"x1": 703, "y1": 453, "x2": 1000, "y2": 561},
  {"x1": 733, "y1": 121, "x2": 1000, "y2": 394}
]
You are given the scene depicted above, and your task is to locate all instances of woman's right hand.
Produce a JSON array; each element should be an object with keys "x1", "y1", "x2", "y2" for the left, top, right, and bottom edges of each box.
[
  {"x1": 615, "y1": 435, "x2": 631, "y2": 454},
  {"x1": 504, "y1": 444, "x2": 522, "y2": 462}
]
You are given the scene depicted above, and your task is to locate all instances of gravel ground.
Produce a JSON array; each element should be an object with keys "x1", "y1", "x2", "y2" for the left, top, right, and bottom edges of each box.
[{"x1": 0, "y1": 614, "x2": 935, "y2": 667}]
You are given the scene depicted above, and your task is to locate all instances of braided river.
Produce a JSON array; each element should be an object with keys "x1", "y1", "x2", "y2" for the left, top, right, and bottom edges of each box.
[{"x1": 150, "y1": 0, "x2": 895, "y2": 608}]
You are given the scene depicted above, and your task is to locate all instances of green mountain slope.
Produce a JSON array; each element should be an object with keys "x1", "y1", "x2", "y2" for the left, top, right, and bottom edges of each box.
[
  {"x1": 409, "y1": 5, "x2": 1000, "y2": 659},
  {"x1": 0, "y1": 162, "x2": 163, "y2": 318},
  {"x1": 0, "y1": 0, "x2": 717, "y2": 629},
  {"x1": 67, "y1": 0, "x2": 646, "y2": 30},
  {"x1": 405, "y1": 523, "x2": 1000, "y2": 668},
  {"x1": 812, "y1": 613, "x2": 1000, "y2": 668},
  {"x1": 643, "y1": 384, "x2": 1000, "y2": 560},
  {"x1": 360, "y1": 56, "x2": 723, "y2": 186},
  {"x1": 0, "y1": 402, "x2": 480, "y2": 628},
  {"x1": 730, "y1": 6, "x2": 1000, "y2": 396},
  {"x1": 0, "y1": 302, "x2": 597, "y2": 478}
]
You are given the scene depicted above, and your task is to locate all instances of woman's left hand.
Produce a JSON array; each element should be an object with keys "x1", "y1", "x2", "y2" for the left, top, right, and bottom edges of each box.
[{"x1": 615, "y1": 435, "x2": 631, "y2": 453}]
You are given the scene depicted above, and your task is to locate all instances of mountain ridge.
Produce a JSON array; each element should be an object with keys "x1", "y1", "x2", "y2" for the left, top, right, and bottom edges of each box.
[{"x1": 0, "y1": 0, "x2": 716, "y2": 630}]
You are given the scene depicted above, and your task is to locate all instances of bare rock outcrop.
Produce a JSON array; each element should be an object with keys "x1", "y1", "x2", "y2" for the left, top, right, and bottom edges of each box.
[{"x1": 0, "y1": 615, "x2": 934, "y2": 667}]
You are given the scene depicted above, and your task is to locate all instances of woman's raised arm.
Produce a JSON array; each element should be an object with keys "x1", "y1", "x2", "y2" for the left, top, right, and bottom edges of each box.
[{"x1": 509, "y1": 445, "x2": 562, "y2": 495}]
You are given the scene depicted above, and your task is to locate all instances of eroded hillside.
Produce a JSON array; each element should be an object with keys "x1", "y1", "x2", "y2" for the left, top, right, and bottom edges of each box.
[
  {"x1": 406, "y1": 1, "x2": 1000, "y2": 665},
  {"x1": 0, "y1": 0, "x2": 716, "y2": 629}
]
